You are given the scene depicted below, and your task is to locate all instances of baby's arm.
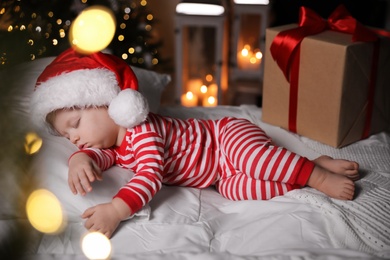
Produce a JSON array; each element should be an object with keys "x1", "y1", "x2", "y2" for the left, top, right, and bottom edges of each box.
[
  {"x1": 68, "y1": 148, "x2": 116, "y2": 195},
  {"x1": 81, "y1": 197, "x2": 130, "y2": 238}
]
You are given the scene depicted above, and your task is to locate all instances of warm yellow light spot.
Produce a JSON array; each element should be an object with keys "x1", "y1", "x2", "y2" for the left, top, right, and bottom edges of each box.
[
  {"x1": 146, "y1": 14, "x2": 153, "y2": 21},
  {"x1": 152, "y1": 58, "x2": 158, "y2": 65},
  {"x1": 8, "y1": 25, "x2": 13, "y2": 32},
  {"x1": 69, "y1": 6, "x2": 116, "y2": 54},
  {"x1": 122, "y1": 53, "x2": 128, "y2": 59},
  {"x1": 26, "y1": 189, "x2": 65, "y2": 234},
  {"x1": 200, "y1": 85, "x2": 208, "y2": 94},
  {"x1": 59, "y1": 29, "x2": 65, "y2": 38},
  {"x1": 128, "y1": 47, "x2": 135, "y2": 54},
  {"x1": 118, "y1": 35, "x2": 124, "y2": 41},
  {"x1": 205, "y1": 74, "x2": 213, "y2": 82},
  {"x1": 186, "y1": 91, "x2": 194, "y2": 100},
  {"x1": 140, "y1": 0, "x2": 147, "y2": 7},
  {"x1": 207, "y1": 96, "x2": 216, "y2": 105},
  {"x1": 241, "y1": 48, "x2": 249, "y2": 57},
  {"x1": 24, "y1": 132, "x2": 42, "y2": 155},
  {"x1": 255, "y1": 51, "x2": 263, "y2": 60},
  {"x1": 250, "y1": 57, "x2": 257, "y2": 64},
  {"x1": 82, "y1": 232, "x2": 112, "y2": 260}
]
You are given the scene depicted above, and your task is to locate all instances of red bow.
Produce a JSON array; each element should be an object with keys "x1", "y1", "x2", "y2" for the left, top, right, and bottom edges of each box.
[
  {"x1": 269, "y1": 5, "x2": 386, "y2": 138},
  {"x1": 270, "y1": 5, "x2": 378, "y2": 81}
]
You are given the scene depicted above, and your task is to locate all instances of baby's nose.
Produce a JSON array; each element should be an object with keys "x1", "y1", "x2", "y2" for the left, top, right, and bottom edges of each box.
[{"x1": 70, "y1": 135, "x2": 79, "y2": 144}]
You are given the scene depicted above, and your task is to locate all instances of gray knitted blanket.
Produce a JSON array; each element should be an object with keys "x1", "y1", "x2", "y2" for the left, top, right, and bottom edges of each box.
[
  {"x1": 241, "y1": 104, "x2": 390, "y2": 258},
  {"x1": 287, "y1": 132, "x2": 390, "y2": 258}
]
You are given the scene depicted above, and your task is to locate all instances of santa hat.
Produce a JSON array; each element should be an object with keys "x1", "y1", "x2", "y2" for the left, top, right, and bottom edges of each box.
[{"x1": 30, "y1": 48, "x2": 149, "y2": 132}]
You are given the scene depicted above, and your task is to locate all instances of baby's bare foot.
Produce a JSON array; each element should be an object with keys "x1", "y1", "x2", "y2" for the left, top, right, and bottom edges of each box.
[
  {"x1": 307, "y1": 166, "x2": 355, "y2": 200},
  {"x1": 314, "y1": 155, "x2": 359, "y2": 181}
]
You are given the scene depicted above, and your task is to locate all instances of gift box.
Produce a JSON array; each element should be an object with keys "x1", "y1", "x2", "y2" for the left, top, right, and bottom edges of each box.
[{"x1": 262, "y1": 7, "x2": 390, "y2": 148}]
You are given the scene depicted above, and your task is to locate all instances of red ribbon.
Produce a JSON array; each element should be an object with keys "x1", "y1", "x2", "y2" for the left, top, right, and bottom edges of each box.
[{"x1": 270, "y1": 5, "x2": 383, "y2": 137}]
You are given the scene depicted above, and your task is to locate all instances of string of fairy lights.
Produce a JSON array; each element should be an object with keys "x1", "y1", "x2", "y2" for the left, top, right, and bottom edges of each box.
[{"x1": 0, "y1": 0, "x2": 161, "y2": 70}]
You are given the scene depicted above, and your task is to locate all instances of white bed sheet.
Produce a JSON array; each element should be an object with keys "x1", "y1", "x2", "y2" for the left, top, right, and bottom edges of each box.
[{"x1": 26, "y1": 105, "x2": 390, "y2": 259}]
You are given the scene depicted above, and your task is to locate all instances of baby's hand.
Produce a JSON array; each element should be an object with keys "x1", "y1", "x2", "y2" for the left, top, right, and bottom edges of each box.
[
  {"x1": 82, "y1": 198, "x2": 131, "y2": 238},
  {"x1": 68, "y1": 152, "x2": 102, "y2": 195}
]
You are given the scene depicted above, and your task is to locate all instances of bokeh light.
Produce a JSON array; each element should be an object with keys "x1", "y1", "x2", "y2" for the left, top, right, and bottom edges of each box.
[
  {"x1": 200, "y1": 85, "x2": 208, "y2": 94},
  {"x1": 69, "y1": 6, "x2": 116, "y2": 54},
  {"x1": 26, "y1": 189, "x2": 66, "y2": 234},
  {"x1": 82, "y1": 232, "x2": 112, "y2": 260},
  {"x1": 207, "y1": 96, "x2": 216, "y2": 105},
  {"x1": 24, "y1": 132, "x2": 43, "y2": 155}
]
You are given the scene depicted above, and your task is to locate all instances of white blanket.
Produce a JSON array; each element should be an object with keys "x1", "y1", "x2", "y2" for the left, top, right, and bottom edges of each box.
[{"x1": 28, "y1": 105, "x2": 390, "y2": 259}]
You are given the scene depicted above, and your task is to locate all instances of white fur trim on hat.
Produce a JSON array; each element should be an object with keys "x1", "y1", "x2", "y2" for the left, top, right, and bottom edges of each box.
[
  {"x1": 108, "y1": 88, "x2": 149, "y2": 129},
  {"x1": 31, "y1": 68, "x2": 149, "y2": 131}
]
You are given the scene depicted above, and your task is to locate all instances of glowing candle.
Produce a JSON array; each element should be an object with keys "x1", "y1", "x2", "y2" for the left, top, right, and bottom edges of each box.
[
  {"x1": 238, "y1": 45, "x2": 262, "y2": 70},
  {"x1": 208, "y1": 83, "x2": 218, "y2": 96},
  {"x1": 181, "y1": 91, "x2": 198, "y2": 107},
  {"x1": 200, "y1": 84, "x2": 208, "y2": 95},
  {"x1": 203, "y1": 95, "x2": 217, "y2": 107},
  {"x1": 187, "y1": 78, "x2": 203, "y2": 96}
]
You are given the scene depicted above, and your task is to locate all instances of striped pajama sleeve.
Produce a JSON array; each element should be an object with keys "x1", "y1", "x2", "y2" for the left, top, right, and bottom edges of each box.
[{"x1": 114, "y1": 131, "x2": 165, "y2": 214}]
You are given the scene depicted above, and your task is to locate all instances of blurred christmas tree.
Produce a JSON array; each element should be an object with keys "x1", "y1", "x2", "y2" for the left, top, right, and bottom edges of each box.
[
  {"x1": 0, "y1": 0, "x2": 75, "y2": 69},
  {"x1": 0, "y1": 0, "x2": 163, "y2": 70},
  {"x1": 108, "y1": 0, "x2": 164, "y2": 69}
]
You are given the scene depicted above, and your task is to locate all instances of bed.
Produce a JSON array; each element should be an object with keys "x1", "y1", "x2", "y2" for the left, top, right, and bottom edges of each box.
[{"x1": 0, "y1": 57, "x2": 389, "y2": 259}]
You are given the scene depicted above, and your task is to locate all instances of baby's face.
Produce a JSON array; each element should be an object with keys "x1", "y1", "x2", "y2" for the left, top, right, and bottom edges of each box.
[{"x1": 52, "y1": 107, "x2": 120, "y2": 149}]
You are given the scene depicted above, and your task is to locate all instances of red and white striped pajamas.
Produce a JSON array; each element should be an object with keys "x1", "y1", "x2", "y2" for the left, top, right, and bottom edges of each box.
[{"x1": 77, "y1": 113, "x2": 314, "y2": 214}]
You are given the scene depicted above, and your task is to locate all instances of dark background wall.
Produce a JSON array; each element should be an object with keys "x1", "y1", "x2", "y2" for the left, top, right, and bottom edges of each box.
[{"x1": 269, "y1": 0, "x2": 388, "y2": 28}]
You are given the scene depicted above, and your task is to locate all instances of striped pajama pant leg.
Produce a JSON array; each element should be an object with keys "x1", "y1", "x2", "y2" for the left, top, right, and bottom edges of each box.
[{"x1": 215, "y1": 118, "x2": 314, "y2": 201}]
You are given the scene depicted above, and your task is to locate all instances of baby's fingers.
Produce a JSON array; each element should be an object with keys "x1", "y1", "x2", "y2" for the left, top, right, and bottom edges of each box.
[
  {"x1": 69, "y1": 172, "x2": 91, "y2": 195},
  {"x1": 84, "y1": 168, "x2": 98, "y2": 183},
  {"x1": 68, "y1": 178, "x2": 78, "y2": 195},
  {"x1": 79, "y1": 173, "x2": 93, "y2": 195}
]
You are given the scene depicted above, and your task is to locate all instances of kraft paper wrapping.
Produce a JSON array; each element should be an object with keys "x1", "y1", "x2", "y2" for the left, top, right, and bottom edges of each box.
[{"x1": 262, "y1": 24, "x2": 390, "y2": 148}]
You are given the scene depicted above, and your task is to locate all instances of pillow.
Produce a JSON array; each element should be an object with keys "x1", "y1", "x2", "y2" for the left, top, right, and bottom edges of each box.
[
  {"x1": 30, "y1": 132, "x2": 150, "y2": 221},
  {"x1": 131, "y1": 65, "x2": 171, "y2": 113},
  {"x1": 2, "y1": 56, "x2": 170, "y2": 117},
  {"x1": 0, "y1": 56, "x2": 169, "y2": 220}
]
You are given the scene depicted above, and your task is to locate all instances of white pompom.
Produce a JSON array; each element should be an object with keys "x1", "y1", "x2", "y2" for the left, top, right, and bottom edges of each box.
[{"x1": 108, "y1": 89, "x2": 149, "y2": 129}]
